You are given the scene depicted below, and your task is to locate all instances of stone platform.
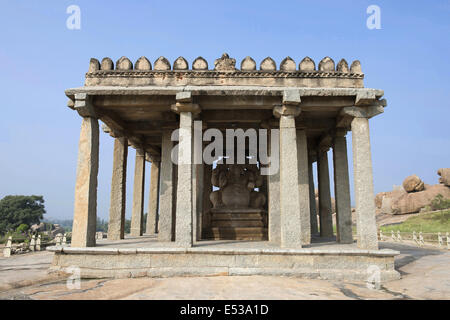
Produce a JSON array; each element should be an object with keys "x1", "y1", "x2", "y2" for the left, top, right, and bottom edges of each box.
[{"x1": 47, "y1": 236, "x2": 400, "y2": 282}]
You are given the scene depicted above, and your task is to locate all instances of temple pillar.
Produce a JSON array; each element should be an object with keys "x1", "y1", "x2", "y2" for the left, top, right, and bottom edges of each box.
[
  {"x1": 332, "y1": 131, "x2": 353, "y2": 243},
  {"x1": 296, "y1": 129, "x2": 311, "y2": 245},
  {"x1": 172, "y1": 92, "x2": 201, "y2": 247},
  {"x1": 308, "y1": 156, "x2": 319, "y2": 235},
  {"x1": 107, "y1": 137, "x2": 128, "y2": 240},
  {"x1": 274, "y1": 90, "x2": 303, "y2": 247},
  {"x1": 158, "y1": 130, "x2": 174, "y2": 242},
  {"x1": 202, "y1": 164, "x2": 213, "y2": 237},
  {"x1": 352, "y1": 117, "x2": 378, "y2": 249},
  {"x1": 130, "y1": 148, "x2": 145, "y2": 236},
  {"x1": 267, "y1": 130, "x2": 281, "y2": 244},
  {"x1": 317, "y1": 149, "x2": 333, "y2": 238},
  {"x1": 145, "y1": 158, "x2": 160, "y2": 235},
  {"x1": 193, "y1": 163, "x2": 204, "y2": 241},
  {"x1": 71, "y1": 93, "x2": 99, "y2": 248}
]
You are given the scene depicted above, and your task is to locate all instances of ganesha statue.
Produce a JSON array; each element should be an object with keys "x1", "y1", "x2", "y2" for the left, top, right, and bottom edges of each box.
[{"x1": 209, "y1": 163, "x2": 266, "y2": 209}]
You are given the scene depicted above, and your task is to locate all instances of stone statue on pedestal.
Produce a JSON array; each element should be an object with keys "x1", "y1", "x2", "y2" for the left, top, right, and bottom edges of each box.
[{"x1": 210, "y1": 164, "x2": 266, "y2": 209}]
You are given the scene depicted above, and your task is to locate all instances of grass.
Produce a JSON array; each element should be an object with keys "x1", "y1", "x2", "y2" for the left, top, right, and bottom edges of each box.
[{"x1": 380, "y1": 209, "x2": 450, "y2": 234}]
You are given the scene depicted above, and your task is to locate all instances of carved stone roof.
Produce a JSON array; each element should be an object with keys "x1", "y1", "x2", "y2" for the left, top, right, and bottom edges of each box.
[{"x1": 85, "y1": 53, "x2": 365, "y2": 88}]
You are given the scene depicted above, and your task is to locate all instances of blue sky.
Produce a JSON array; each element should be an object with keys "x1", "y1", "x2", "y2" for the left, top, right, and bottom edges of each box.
[{"x1": 0, "y1": 0, "x2": 449, "y2": 220}]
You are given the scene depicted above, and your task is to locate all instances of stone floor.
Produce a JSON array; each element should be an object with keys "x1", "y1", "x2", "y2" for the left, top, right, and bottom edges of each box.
[
  {"x1": 0, "y1": 241, "x2": 448, "y2": 299},
  {"x1": 91, "y1": 234, "x2": 376, "y2": 250}
]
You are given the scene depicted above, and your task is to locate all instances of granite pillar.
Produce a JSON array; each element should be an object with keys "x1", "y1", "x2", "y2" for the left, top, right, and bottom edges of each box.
[
  {"x1": 352, "y1": 117, "x2": 378, "y2": 250},
  {"x1": 107, "y1": 137, "x2": 128, "y2": 240},
  {"x1": 130, "y1": 148, "x2": 145, "y2": 236}
]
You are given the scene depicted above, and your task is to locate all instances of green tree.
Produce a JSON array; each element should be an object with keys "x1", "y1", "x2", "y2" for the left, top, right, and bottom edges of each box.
[
  {"x1": 16, "y1": 223, "x2": 29, "y2": 233},
  {"x1": 0, "y1": 195, "x2": 46, "y2": 234}
]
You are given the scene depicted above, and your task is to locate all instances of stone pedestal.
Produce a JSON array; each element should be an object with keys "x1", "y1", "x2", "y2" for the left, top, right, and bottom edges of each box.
[
  {"x1": 145, "y1": 160, "x2": 160, "y2": 235},
  {"x1": 130, "y1": 149, "x2": 145, "y2": 237},
  {"x1": 333, "y1": 134, "x2": 353, "y2": 244},
  {"x1": 158, "y1": 130, "x2": 174, "y2": 242},
  {"x1": 317, "y1": 150, "x2": 333, "y2": 238},
  {"x1": 107, "y1": 137, "x2": 128, "y2": 240},
  {"x1": 352, "y1": 117, "x2": 378, "y2": 250},
  {"x1": 71, "y1": 117, "x2": 99, "y2": 248}
]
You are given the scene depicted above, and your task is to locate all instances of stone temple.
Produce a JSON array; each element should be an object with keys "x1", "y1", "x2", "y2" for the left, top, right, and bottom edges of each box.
[{"x1": 48, "y1": 54, "x2": 400, "y2": 281}]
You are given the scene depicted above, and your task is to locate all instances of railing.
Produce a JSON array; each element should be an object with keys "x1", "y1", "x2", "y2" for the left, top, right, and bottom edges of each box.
[
  {"x1": 1, "y1": 233, "x2": 72, "y2": 257},
  {"x1": 379, "y1": 230, "x2": 450, "y2": 249}
]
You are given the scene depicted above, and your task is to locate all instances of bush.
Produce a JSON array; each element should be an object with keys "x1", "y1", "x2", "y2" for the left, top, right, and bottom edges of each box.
[{"x1": 430, "y1": 194, "x2": 450, "y2": 211}]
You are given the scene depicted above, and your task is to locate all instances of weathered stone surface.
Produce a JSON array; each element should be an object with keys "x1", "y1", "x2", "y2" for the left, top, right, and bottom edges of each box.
[
  {"x1": 108, "y1": 137, "x2": 128, "y2": 240},
  {"x1": 100, "y1": 57, "x2": 114, "y2": 70},
  {"x1": 391, "y1": 184, "x2": 450, "y2": 214},
  {"x1": 175, "y1": 112, "x2": 193, "y2": 247},
  {"x1": 134, "y1": 56, "x2": 151, "y2": 70},
  {"x1": 71, "y1": 117, "x2": 99, "y2": 248},
  {"x1": 173, "y1": 56, "x2": 188, "y2": 70},
  {"x1": 318, "y1": 57, "x2": 335, "y2": 71},
  {"x1": 260, "y1": 57, "x2": 276, "y2": 71},
  {"x1": 350, "y1": 60, "x2": 362, "y2": 73},
  {"x1": 88, "y1": 58, "x2": 100, "y2": 73},
  {"x1": 267, "y1": 131, "x2": 281, "y2": 244},
  {"x1": 297, "y1": 130, "x2": 311, "y2": 244},
  {"x1": 317, "y1": 151, "x2": 333, "y2": 237},
  {"x1": 130, "y1": 149, "x2": 145, "y2": 236},
  {"x1": 308, "y1": 160, "x2": 318, "y2": 235},
  {"x1": 438, "y1": 168, "x2": 450, "y2": 186},
  {"x1": 240, "y1": 56, "x2": 256, "y2": 71},
  {"x1": 279, "y1": 115, "x2": 302, "y2": 247},
  {"x1": 154, "y1": 56, "x2": 171, "y2": 70},
  {"x1": 352, "y1": 117, "x2": 378, "y2": 250},
  {"x1": 333, "y1": 135, "x2": 353, "y2": 243},
  {"x1": 336, "y1": 59, "x2": 349, "y2": 73},
  {"x1": 145, "y1": 161, "x2": 160, "y2": 234},
  {"x1": 158, "y1": 130, "x2": 174, "y2": 242},
  {"x1": 192, "y1": 57, "x2": 208, "y2": 70},
  {"x1": 47, "y1": 244, "x2": 400, "y2": 283},
  {"x1": 280, "y1": 57, "x2": 296, "y2": 71},
  {"x1": 214, "y1": 53, "x2": 236, "y2": 71},
  {"x1": 403, "y1": 174, "x2": 425, "y2": 193},
  {"x1": 116, "y1": 56, "x2": 133, "y2": 70},
  {"x1": 299, "y1": 57, "x2": 315, "y2": 71}
]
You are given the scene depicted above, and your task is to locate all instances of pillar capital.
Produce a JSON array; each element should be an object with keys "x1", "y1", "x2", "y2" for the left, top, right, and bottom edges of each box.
[
  {"x1": 145, "y1": 153, "x2": 161, "y2": 163},
  {"x1": 273, "y1": 105, "x2": 301, "y2": 118},
  {"x1": 171, "y1": 102, "x2": 201, "y2": 114},
  {"x1": 273, "y1": 89, "x2": 302, "y2": 118},
  {"x1": 101, "y1": 123, "x2": 125, "y2": 138},
  {"x1": 74, "y1": 93, "x2": 97, "y2": 118},
  {"x1": 336, "y1": 100, "x2": 386, "y2": 128}
]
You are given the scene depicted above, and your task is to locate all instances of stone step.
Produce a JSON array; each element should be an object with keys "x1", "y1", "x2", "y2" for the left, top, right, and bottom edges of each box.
[
  {"x1": 203, "y1": 227, "x2": 268, "y2": 240},
  {"x1": 211, "y1": 213, "x2": 264, "y2": 221},
  {"x1": 211, "y1": 220, "x2": 264, "y2": 228}
]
